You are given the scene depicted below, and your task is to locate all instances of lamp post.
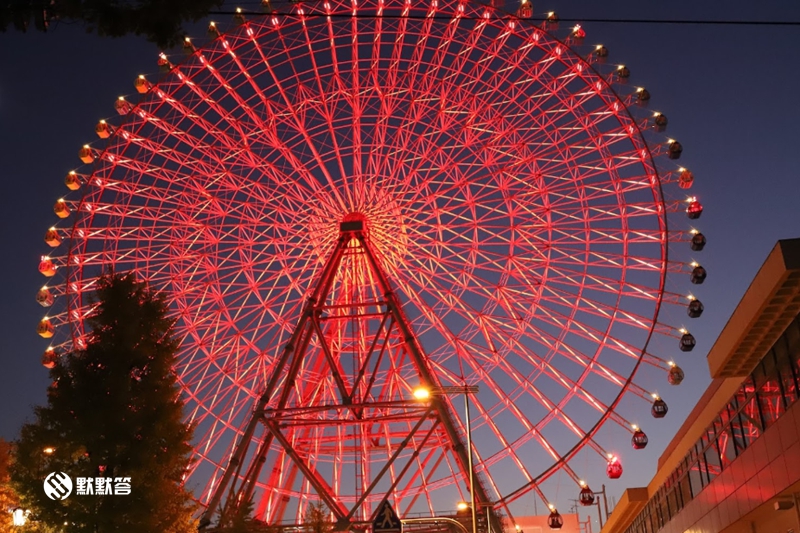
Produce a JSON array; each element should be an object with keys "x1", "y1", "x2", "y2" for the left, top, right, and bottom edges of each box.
[{"x1": 413, "y1": 385, "x2": 480, "y2": 533}]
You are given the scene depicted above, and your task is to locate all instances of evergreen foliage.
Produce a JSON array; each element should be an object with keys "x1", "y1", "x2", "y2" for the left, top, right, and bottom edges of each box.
[
  {"x1": 0, "y1": 0, "x2": 222, "y2": 48},
  {"x1": 11, "y1": 273, "x2": 196, "y2": 532},
  {"x1": 0, "y1": 439, "x2": 21, "y2": 533},
  {"x1": 303, "y1": 502, "x2": 332, "y2": 533}
]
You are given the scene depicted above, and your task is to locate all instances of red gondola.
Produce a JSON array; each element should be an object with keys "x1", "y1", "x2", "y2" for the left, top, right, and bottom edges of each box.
[
  {"x1": 680, "y1": 332, "x2": 696, "y2": 352},
  {"x1": 652, "y1": 398, "x2": 668, "y2": 418},
  {"x1": 548, "y1": 510, "x2": 564, "y2": 530},
  {"x1": 632, "y1": 429, "x2": 648, "y2": 449},
  {"x1": 668, "y1": 364, "x2": 685, "y2": 385},
  {"x1": 606, "y1": 456, "x2": 623, "y2": 479}
]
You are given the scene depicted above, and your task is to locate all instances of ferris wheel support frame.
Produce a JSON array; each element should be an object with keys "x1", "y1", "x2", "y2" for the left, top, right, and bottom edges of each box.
[{"x1": 200, "y1": 217, "x2": 499, "y2": 531}]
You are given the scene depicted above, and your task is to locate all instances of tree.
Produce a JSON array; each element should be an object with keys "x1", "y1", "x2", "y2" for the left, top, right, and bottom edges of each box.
[
  {"x1": 303, "y1": 502, "x2": 332, "y2": 533},
  {"x1": 11, "y1": 272, "x2": 197, "y2": 533},
  {"x1": 0, "y1": 0, "x2": 223, "y2": 48},
  {"x1": 0, "y1": 439, "x2": 21, "y2": 533},
  {"x1": 216, "y1": 498, "x2": 260, "y2": 533}
]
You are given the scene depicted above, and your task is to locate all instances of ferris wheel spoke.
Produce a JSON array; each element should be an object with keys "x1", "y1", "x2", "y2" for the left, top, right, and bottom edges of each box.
[
  {"x1": 199, "y1": 36, "x2": 345, "y2": 209},
  {"x1": 536, "y1": 266, "x2": 661, "y2": 305},
  {"x1": 466, "y1": 365, "x2": 612, "y2": 482},
  {"x1": 372, "y1": 16, "x2": 469, "y2": 190},
  {"x1": 374, "y1": 19, "x2": 499, "y2": 201}
]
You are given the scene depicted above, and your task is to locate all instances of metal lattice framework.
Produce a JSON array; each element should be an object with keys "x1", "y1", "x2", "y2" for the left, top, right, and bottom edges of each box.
[{"x1": 36, "y1": 0, "x2": 707, "y2": 525}]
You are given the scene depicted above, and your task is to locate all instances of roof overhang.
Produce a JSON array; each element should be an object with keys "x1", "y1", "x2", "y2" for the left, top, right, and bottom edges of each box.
[{"x1": 708, "y1": 238, "x2": 800, "y2": 378}]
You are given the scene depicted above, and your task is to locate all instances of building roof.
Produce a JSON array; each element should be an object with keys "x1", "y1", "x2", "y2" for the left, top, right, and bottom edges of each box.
[{"x1": 707, "y1": 238, "x2": 800, "y2": 378}]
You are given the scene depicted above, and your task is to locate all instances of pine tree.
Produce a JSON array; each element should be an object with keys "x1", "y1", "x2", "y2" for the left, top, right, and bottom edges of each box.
[
  {"x1": 0, "y1": 439, "x2": 21, "y2": 533},
  {"x1": 303, "y1": 502, "x2": 332, "y2": 533},
  {"x1": 11, "y1": 273, "x2": 197, "y2": 532}
]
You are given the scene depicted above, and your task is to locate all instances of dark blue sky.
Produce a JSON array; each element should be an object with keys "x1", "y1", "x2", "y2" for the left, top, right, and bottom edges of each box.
[{"x1": 1, "y1": 0, "x2": 799, "y2": 525}]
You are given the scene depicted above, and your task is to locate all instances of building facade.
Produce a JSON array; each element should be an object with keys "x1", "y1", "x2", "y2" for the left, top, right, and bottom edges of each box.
[{"x1": 601, "y1": 238, "x2": 800, "y2": 533}]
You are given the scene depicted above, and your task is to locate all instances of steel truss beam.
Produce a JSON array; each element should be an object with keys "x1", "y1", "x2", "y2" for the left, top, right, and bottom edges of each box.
[{"x1": 200, "y1": 218, "x2": 496, "y2": 531}]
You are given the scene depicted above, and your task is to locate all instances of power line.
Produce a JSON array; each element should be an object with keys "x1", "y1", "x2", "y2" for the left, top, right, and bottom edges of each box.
[{"x1": 207, "y1": 10, "x2": 800, "y2": 26}]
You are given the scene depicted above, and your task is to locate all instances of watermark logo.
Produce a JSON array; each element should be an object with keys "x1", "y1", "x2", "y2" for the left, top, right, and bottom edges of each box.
[
  {"x1": 44, "y1": 472, "x2": 73, "y2": 500},
  {"x1": 43, "y1": 473, "x2": 132, "y2": 498},
  {"x1": 76, "y1": 477, "x2": 131, "y2": 496}
]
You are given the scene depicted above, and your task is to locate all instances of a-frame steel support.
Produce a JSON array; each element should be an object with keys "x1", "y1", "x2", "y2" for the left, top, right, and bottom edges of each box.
[{"x1": 199, "y1": 217, "x2": 495, "y2": 531}]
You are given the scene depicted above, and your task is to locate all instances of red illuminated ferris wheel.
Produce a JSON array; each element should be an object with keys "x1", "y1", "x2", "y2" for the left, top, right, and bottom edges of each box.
[{"x1": 36, "y1": 0, "x2": 708, "y2": 527}]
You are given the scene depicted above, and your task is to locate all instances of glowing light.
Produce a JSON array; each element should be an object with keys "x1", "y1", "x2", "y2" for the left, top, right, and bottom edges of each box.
[
  {"x1": 457, "y1": 502, "x2": 469, "y2": 511},
  {"x1": 651, "y1": 393, "x2": 660, "y2": 400},
  {"x1": 413, "y1": 387, "x2": 431, "y2": 400},
  {"x1": 548, "y1": 503, "x2": 555, "y2": 511},
  {"x1": 12, "y1": 508, "x2": 28, "y2": 526},
  {"x1": 43, "y1": 447, "x2": 55, "y2": 454},
  {"x1": 631, "y1": 424, "x2": 638, "y2": 430},
  {"x1": 579, "y1": 479, "x2": 586, "y2": 487}
]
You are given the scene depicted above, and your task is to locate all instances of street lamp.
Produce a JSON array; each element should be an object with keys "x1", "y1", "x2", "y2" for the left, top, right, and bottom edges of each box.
[
  {"x1": 413, "y1": 385, "x2": 480, "y2": 533},
  {"x1": 11, "y1": 508, "x2": 30, "y2": 527}
]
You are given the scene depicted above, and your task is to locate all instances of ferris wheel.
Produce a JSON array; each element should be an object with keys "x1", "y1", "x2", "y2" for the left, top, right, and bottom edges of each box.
[{"x1": 36, "y1": 0, "x2": 708, "y2": 527}]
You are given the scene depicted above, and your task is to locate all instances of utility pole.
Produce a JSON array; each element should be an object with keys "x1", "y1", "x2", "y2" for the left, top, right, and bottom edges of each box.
[{"x1": 592, "y1": 485, "x2": 610, "y2": 529}]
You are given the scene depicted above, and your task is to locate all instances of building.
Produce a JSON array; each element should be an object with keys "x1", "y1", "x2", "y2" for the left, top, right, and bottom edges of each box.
[
  {"x1": 513, "y1": 512, "x2": 582, "y2": 533},
  {"x1": 600, "y1": 238, "x2": 800, "y2": 533}
]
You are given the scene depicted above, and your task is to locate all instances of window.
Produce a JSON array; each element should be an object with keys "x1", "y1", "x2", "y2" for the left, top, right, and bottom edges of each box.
[
  {"x1": 679, "y1": 474, "x2": 692, "y2": 508},
  {"x1": 758, "y1": 351, "x2": 785, "y2": 427},
  {"x1": 786, "y1": 318, "x2": 800, "y2": 381},
  {"x1": 703, "y1": 441, "x2": 721, "y2": 484},
  {"x1": 688, "y1": 459, "x2": 703, "y2": 497},
  {"x1": 774, "y1": 336, "x2": 798, "y2": 404}
]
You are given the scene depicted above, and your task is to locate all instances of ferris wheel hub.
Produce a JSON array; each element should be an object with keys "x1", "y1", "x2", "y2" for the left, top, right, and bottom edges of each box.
[{"x1": 339, "y1": 212, "x2": 367, "y2": 234}]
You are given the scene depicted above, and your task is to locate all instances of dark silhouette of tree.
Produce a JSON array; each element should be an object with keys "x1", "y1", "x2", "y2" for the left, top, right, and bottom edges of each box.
[
  {"x1": 215, "y1": 497, "x2": 262, "y2": 533},
  {"x1": 0, "y1": 0, "x2": 223, "y2": 48},
  {"x1": 303, "y1": 502, "x2": 333, "y2": 533},
  {"x1": 11, "y1": 273, "x2": 197, "y2": 533},
  {"x1": 0, "y1": 439, "x2": 21, "y2": 533}
]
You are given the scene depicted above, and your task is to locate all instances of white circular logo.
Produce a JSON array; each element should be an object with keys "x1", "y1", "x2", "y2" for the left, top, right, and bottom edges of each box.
[{"x1": 43, "y1": 472, "x2": 72, "y2": 500}]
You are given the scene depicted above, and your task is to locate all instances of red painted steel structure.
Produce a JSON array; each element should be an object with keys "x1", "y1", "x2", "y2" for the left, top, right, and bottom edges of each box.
[
  {"x1": 35, "y1": 0, "x2": 707, "y2": 523},
  {"x1": 201, "y1": 217, "x2": 496, "y2": 529}
]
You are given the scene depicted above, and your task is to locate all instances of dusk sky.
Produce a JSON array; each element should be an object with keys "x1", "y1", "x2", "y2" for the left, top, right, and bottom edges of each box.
[{"x1": 1, "y1": 0, "x2": 799, "y2": 526}]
